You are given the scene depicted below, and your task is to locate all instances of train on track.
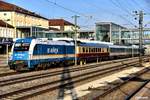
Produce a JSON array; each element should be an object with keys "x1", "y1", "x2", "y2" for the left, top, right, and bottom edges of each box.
[{"x1": 8, "y1": 37, "x2": 141, "y2": 71}]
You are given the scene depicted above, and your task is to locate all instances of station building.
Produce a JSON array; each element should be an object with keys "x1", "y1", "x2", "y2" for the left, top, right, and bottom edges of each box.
[
  {"x1": 45, "y1": 19, "x2": 80, "y2": 39},
  {"x1": 96, "y1": 22, "x2": 150, "y2": 55},
  {"x1": 121, "y1": 28, "x2": 150, "y2": 45},
  {"x1": 0, "y1": 0, "x2": 49, "y2": 38},
  {"x1": 49, "y1": 19, "x2": 77, "y2": 31},
  {"x1": 95, "y1": 22, "x2": 126, "y2": 44},
  {"x1": 0, "y1": 20, "x2": 13, "y2": 54},
  {"x1": 96, "y1": 22, "x2": 150, "y2": 44}
]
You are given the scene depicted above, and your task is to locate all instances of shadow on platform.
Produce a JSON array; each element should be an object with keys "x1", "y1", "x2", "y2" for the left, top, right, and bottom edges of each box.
[{"x1": 57, "y1": 65, "x2": 78, "y2": 100}]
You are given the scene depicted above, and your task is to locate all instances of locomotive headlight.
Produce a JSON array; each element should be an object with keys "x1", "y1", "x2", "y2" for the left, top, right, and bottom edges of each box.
[{"x1": 9, "y1": 55, "x2": 13, "y2": 60}]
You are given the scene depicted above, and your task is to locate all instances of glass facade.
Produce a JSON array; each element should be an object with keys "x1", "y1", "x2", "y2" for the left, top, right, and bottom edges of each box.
[
  {"x1": 96, "y1": 24, "x2": 110, "y2": 42},
  {"x1": 16, "y1": 26, "x2": 48, "y2": 38},
  {"x1": 96, "y1": 22, "x2": 150, "y2": 45},
  {"x1": 121, "y1": 29, "x2": 150, "y2": 45},
  {"x1": 96, "y1": 22, "x2": 125, "y2": 44}
]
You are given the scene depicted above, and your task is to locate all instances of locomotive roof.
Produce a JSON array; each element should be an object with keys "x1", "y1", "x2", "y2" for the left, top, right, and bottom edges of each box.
[
  {"x1": 15, "y1": 38, "x2": 74, "y2": 46},
  {"x1": 52, "y1": 37, "x2": 112, "y2": 47},
  {"x1": 35, "y1": 38, "x2": 74, "y2": 45},
  {"x1": 15, "y1": 38, "x2": 33, "y2": 43}
]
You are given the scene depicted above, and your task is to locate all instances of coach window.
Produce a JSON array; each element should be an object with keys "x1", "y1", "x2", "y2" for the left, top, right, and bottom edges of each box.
[
  {"x1": 91, "y1": 48, "x2": 93, "y2": 52},
  {"x1": 99, "y1": 48, "x2": 101, "y2": 52},
  {"x1": 89, "y1": 48, "x2": 91, "y2": 53},
  {"x1": 98, "y1": 48, "x2": 100, "y2": 52},
  {"x1": 82, "y1": 47, "x2": 85, "y2": 53},
  {"x1": 105, "y1": 48, "x2": 107, "y2": 52},
  {"x1": 79, "y1": 47, "x2": 82, "y2": 53},
  {"x1": 85, "y1": 47, "x2": 88, "y2": 53},
  {"x1": 78, "y1": 47, "x2": 80, "y2": 53},
  {"x1": 102, "y1": 48, "x2": 104, "y2": 52},
  {"x1": 96, "y1": 48, "x2": 98, "y2": 52},
  {"x1": 103, "y1": 48, "x2": 105, "y2": 52},
  {"x1": 93, "y1": 48, "x2": 95, "y2": 52},
  {"x1": 107, "y1": 48, "x2": 109, "y2": 52}
]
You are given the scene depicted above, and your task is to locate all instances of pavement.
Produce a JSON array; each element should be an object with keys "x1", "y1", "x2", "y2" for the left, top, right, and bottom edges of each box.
[
  {"x1": 63, "y1": 62, "x2": 150, "y2": 100},
  {"x1": 0, "y1": 54, "x2": 8, "y2": 67}
]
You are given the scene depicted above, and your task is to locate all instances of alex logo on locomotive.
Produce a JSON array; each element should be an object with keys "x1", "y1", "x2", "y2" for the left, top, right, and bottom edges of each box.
[{"x1": 47, "y1": 47, "x2": 59, "y2": 54}]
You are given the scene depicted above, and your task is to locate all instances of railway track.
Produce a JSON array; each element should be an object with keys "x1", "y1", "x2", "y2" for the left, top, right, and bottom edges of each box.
[
  {"x1": 92, "y1": 66, "x2": 150, "y2": 100},
  {"x1": 0, "y1": 58, "x2": 144, "y2": 100},
  {"x1": 0, "y1": 57, "x2": 140, "y2": 87},
  {"x1": 130, "y1": 82, "x2": 150, "y2": 100},
  {"x1": 0, "y1": 56, "x2": 148, "y2": 78},
  {"x1": 0, "y1": 71, "x2": 19, "y2": 77}
]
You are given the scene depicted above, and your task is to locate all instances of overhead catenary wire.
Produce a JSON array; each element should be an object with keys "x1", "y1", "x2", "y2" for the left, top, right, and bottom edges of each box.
[
  {"x1": 110, "y1": 0, "x2": 133, "y2": 16},
  {"x1": 45, "y1": 0, "x2": 98, "y2": 20},
  {"x1": 44, "y1": 0, "x2": 103, "y2": 30},
  {"x1": 79, "y1": 0, "x2": 137, "y2": 27},
  {"x1": 131, "y1": 0, "x2": 150, "y2": 13},
  {"x1": 45, "y1": 0, "x2": 139, "y2": 28}
]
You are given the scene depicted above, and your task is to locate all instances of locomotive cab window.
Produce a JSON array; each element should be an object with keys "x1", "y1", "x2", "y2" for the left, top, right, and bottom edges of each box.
[{"x1": 14, "y1": 42, "x2": 30, "y2": 51}]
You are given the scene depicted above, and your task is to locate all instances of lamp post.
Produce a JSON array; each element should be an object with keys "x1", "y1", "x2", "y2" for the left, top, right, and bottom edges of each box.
[
  {"x1": 72, "y1": 15, "x2": 80, "y2": 66},
  {"x1": 138, "y1": 11, "x2": 144, "y2": 67},
  {"x1": 4, "y1": 19, "x2": 10, "y2": 65}
]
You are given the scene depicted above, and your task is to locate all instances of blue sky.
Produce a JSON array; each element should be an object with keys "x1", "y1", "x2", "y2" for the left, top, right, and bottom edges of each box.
[{"x1": 5, "y1": 0, "x2": 150, "y2": 29}]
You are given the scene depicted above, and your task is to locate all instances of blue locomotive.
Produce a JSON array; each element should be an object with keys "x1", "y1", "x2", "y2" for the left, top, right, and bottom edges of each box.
[{"x1": 8, "y1": 37, "x2": 139, "y2": 71}]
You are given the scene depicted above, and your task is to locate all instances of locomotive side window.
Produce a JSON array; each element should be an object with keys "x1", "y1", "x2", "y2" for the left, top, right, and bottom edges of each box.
[{"x1": 79, "y1": 47, "x2": 82, "y2": 53}]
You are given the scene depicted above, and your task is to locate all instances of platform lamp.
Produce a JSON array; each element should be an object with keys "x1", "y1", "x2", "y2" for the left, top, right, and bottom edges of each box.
[
  {"x1": 4, "y1": 19, "x2": 11, "y2": 65},
  {"x1": 35, "y1": 24, "x2": 41, "y2": 38}
]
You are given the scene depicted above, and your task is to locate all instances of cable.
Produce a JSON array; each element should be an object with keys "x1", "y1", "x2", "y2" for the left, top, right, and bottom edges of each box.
[
  {"x1": 110, "y1": 0, "x2": 132, "y2": 15},
  {"x1": 79, "y1": 0, "x2": 137, "y2": 27},
  {"x1": 44, "y1": 0, "x2": 102, "y2": 29},
  {"x1": 45, "y1": 0, "x2": 93, "y2": 19},
  {"x1": 46, "y1": 0, "x2": 137, "y2": 28},
  {"x1": 132, "y1": 0, "x2": 150, "y2": 13}
]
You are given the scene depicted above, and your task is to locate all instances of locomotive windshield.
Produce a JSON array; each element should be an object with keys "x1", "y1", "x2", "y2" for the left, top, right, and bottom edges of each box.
[{"x1": 14, "y1": 42, "x2": 30, "y2": 51}]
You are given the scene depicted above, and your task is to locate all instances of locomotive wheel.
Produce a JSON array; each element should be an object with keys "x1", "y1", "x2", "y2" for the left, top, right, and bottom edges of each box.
[
  {"x1": 80, "y1": 60, "x2": 83, "y2": 66},
  {"x1": 35, "y1": 66, "x2": 39, "y2": 71},
  {"x1": 83, "y1": 59, "x2": 86, "y2": 65}
]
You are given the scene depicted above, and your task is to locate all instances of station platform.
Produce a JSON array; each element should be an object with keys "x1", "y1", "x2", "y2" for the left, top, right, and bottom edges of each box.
[
  {"x1": 0, "y1": 54, "x2": 8, "y2": 67},
  {"x1": 63, "y1": 63, "x2": 150, "y2": 100},
  {"x1": 130, "y1": 81, "x2": 150, "y2": 100}
]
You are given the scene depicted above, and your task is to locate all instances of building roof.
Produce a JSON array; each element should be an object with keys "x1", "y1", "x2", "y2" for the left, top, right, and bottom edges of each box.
[
  {"x1": 95, "y1": 22, "x2": 126, "y2": 29},
  {"x1": 49, "y1": 27, "x2": 60, "y2": 31},
  {"x1": 0, "y1": 0, "x2": 48, "y2": 20},
  {"x1": 0, "y1": 20, "x2": 14, "y2": 28},
  {"x1": 49, "y1": 19, "x2": 75, "y2": 26}
]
